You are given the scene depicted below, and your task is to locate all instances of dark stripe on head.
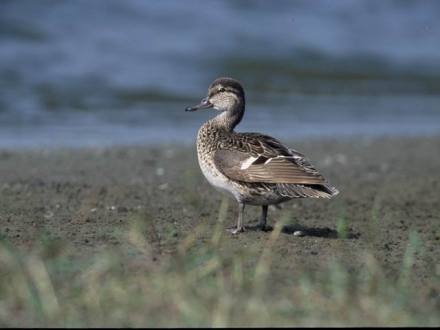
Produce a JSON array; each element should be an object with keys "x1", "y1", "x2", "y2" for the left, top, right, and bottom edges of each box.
[{"x1": 208, "y1": 77, "x2": 245, "y2": 98}]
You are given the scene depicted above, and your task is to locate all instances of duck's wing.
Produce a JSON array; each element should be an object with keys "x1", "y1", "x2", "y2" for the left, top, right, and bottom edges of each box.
[{"x1": 213, "y1": 134, "x2": 326, "y2": 185}]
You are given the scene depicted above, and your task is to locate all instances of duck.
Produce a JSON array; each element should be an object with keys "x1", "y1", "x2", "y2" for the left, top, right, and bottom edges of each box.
[{"x1": 185, "y1": 77, "x2": 339, "y2": 234}]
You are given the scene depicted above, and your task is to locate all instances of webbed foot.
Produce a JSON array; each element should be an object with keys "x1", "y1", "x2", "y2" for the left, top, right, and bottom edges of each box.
[{"x1": 227, "y1": 226, "x2": 245, "y2": 235}]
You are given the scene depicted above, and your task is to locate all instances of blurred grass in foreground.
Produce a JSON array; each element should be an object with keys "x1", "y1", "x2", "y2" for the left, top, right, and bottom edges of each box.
[{"x1": 0, "y1": 201, "x2": 439, "y2": 327}]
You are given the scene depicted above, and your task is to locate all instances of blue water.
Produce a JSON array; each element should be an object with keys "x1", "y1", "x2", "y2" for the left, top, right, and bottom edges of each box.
[{"x1": 1, "y1": 0, "x2": 440, "y2": 148}]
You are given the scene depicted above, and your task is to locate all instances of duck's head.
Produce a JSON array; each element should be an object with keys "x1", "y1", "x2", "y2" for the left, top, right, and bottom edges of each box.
[{"x1": 185, "y1": 77, "x2": 245, "y2": 113}]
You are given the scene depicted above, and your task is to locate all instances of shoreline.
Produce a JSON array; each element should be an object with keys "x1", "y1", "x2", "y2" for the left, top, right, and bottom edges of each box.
[{"x1": 1, "y1": 132, "x2": 440, "y2": 152}]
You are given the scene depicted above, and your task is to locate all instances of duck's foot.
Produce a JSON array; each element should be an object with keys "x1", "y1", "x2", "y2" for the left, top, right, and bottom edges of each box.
[
  {"x1": 227, "y1": 226, "x2": 245, "y2": 235},
  {"x1": 258, "y1": 224, "x2": 272, "y2": 232},
  {"x1": 240, "y1": 222, "x2": 273, "y2": 232},
  {"x1": 228, "y1": 202, "x2": 246, "y2": 235}
]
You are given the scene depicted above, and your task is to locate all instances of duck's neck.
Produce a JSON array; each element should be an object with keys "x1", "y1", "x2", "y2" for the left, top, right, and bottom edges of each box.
[{"x1": 209, "y1": 103, "x2": 244, "y2": 132}]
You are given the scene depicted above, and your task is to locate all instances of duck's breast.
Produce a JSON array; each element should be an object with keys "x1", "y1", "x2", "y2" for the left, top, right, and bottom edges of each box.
[{"x1": 197, "y1": 147, "x2": 242, "y2": 201}]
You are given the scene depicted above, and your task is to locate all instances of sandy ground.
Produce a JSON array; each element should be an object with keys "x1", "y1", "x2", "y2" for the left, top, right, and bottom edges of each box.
[{"x1": 0, "y1": 136, "x2": 439, "y2": 310}]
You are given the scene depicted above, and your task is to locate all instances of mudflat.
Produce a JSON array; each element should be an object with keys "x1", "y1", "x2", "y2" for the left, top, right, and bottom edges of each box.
[{"x1": 0, "y1": 136, "x2": 439, "y2": 326}]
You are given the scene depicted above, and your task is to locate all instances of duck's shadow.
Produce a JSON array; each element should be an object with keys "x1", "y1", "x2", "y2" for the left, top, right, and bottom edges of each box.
[{"x1": 247, "y1": 223, "x2": 360, "y2": 239}]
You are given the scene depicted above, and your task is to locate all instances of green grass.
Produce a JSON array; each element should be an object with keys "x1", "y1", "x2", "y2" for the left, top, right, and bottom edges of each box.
[
  {"x1": 336, "y1": 212, "x2": 348, "y2": 239},
  {"x1": 0, "y1": 205, "x2": 439, "y2": 328}
]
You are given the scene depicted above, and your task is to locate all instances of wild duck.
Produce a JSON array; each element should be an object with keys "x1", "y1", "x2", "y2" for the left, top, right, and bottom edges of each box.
[{"x1": 185, "y1": 77, "x2": 339, "y2": 234}]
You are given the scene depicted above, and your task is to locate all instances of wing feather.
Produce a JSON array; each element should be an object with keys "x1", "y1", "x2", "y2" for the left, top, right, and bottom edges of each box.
[{"x1": 214, "y1": 148, "x2": 326, "y2": 185}]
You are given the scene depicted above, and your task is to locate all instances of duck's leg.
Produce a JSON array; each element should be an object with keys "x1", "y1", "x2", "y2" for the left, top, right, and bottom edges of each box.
[
  {"x1": 258, "y1": 205, "x2": 269, "y2": 231},
  {"x1": 229, "y1": 202, "x2": 245, "y2": 234}
]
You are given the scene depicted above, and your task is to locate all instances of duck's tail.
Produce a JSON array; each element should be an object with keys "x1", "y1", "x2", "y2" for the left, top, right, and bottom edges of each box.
[{"x1": 277, "y1": 183, "x2": 339, "y2": 199}]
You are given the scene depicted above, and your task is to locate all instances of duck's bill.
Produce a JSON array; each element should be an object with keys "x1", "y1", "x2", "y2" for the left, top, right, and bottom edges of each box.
[{"x1": 185, "y1": 98, "x2": 213, "y2": 112}]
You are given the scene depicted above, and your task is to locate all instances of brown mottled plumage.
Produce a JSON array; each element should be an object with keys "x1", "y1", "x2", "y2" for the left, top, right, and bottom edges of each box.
[{"x1": 186, "y1": 77, "x2": 339, "y2": 234}]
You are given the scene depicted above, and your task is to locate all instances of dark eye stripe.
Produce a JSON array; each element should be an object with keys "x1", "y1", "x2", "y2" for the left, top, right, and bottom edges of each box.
[
  {"x1": 209, "y1": 86, "x2": 239, "y2": 97},
  {"x1": 223, "y1": 87, "x2": 238, "y2": 94}
]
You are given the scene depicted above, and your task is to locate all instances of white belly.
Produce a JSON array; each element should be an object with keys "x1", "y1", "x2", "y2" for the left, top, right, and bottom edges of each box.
[{"x1": 198, "y1": 154, "x2": 241, "y2": 201}]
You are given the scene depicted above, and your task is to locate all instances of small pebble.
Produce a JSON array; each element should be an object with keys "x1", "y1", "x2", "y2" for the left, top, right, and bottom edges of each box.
[{"x1": 293, "y1": 230, "x2": 305, "y2": 237}]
